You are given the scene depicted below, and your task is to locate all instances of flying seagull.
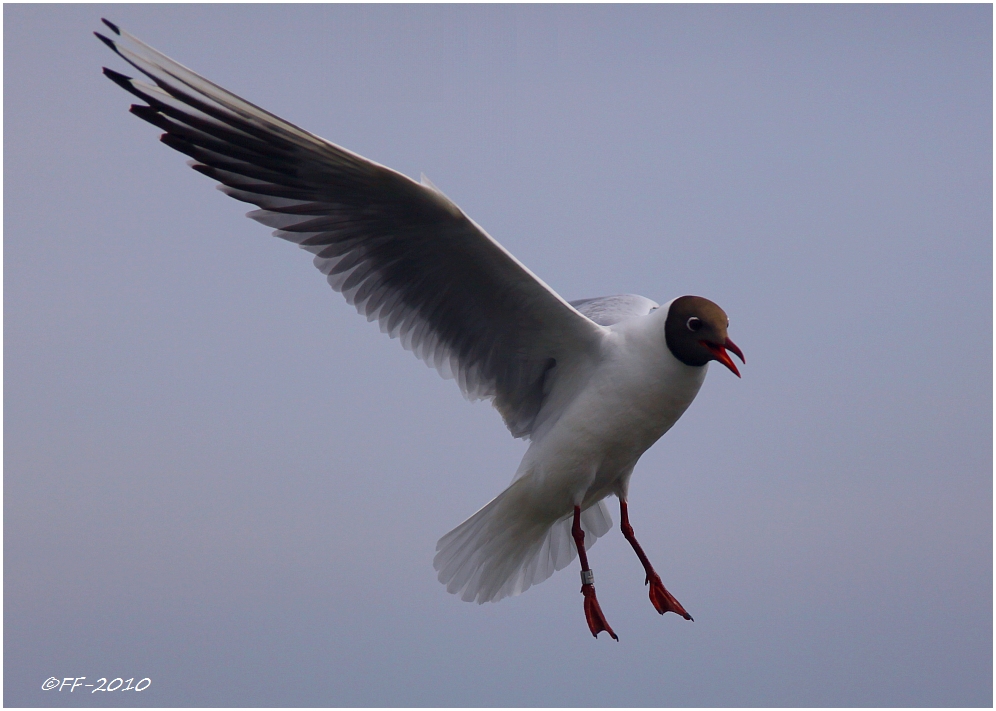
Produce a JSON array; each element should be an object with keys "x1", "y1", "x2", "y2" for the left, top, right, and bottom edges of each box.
[{"x1": 96, "y1": 19, "x2": 744, "y2": 640}]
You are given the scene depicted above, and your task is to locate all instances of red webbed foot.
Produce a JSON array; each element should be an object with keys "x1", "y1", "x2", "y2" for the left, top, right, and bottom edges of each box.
[
  {"x1": 647, "y1": 572, "x2": 693, "y2": 621},
  {"x1": 581, "y1": 583, "x2": 618, "y2": 640}
]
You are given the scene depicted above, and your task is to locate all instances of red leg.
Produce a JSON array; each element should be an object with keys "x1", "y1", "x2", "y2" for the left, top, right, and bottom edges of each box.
[
  {"x1": 620, "y1": 500, "x2": 693, "y2": 621},
  {"x1": 572, "y1": 505, "x2": 618, "y2": 640}
]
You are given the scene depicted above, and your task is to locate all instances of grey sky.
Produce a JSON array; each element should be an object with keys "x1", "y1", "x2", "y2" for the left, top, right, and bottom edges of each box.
[{"x1": 4, "y1": 4, "x2": 991, "y2": 707}]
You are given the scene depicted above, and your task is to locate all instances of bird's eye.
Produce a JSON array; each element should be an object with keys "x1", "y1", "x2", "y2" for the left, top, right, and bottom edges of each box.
[{"x1": 686, "y1": 317, "x2": 702, "y2": 332}]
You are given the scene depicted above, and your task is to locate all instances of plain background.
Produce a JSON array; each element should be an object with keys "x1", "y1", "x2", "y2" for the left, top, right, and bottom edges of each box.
[{"x1": 4, "y1": 4, "x2": 992, "y2": 707}]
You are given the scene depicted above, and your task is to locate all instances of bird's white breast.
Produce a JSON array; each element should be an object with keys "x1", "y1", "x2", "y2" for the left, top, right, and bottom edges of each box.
[{"x1": 521, "y1": 310, "x2": 708, "y2": 511}]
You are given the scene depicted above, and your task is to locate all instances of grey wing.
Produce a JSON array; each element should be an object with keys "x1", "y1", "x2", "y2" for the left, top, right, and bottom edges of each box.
[
  {"x1": 568, "y1": 294, "x2": 660, "y2": 326},
  {"x1": 97, "y1": 21, "x2": 606, "y2": 439}
]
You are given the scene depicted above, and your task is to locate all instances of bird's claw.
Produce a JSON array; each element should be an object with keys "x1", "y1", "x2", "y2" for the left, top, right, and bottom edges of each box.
[
  {"x1": 647, "y1": 572, "x2": 693, "y2": 621},
  {"x1": 581, "y1": 583, "x2": 618, "y2": 640}
]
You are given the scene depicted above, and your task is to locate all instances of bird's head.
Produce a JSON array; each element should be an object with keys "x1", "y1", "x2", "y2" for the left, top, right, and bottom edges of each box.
[{"x1": 664, "y1": 295, "x2": 745, "y2": 377}]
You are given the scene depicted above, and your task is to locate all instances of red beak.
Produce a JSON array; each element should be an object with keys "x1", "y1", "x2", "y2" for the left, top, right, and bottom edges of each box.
[{"x1": 700, "y1": 337, "x2": 745, "y2": 378}]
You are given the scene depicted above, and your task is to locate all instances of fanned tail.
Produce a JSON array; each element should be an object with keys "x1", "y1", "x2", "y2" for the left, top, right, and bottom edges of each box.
[{"x1": 434, "y1": 480, "x2": 612, "y2": 604}]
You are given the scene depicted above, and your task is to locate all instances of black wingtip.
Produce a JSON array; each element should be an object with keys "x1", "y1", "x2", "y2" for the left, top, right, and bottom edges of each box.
[
  {"x1": 102, "y1": 66, "x2": 133, "y2": 89},
  {"x1": 129, "y1": 104, "x2": 157, "y2": 121},
  {"x1": 189, "y1": 163, "x2": 213, "y2": 178},
  {"x1": 101, "y1": 18, "x2": 121, "y2": 35},
  {"x1": 94, "y1": 31, "x2": 117, "y2": 52}
]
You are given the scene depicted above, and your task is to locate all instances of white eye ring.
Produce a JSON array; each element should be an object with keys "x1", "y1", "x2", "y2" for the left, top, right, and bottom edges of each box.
[{"x1": 686, "y1": 317, "x2": 702, "y2": 332}]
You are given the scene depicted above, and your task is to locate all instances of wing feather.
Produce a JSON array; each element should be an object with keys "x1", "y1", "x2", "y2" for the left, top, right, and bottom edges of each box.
[{"x1": 569, "y1": 294, "x2": 659, "y2": 326}]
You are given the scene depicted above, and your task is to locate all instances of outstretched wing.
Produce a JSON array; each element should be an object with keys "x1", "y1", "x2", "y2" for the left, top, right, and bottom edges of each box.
[{"x1": 96, "y1": 20, "x2": 606, "y2": 439}]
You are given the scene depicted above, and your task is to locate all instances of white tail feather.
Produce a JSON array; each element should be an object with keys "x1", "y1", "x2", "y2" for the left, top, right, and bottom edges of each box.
[{"x1": 434, "y1": 481, "x2": 613, "y2": 604}]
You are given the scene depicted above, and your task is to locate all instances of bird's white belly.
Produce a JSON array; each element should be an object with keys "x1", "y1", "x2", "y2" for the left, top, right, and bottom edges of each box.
[{"x1": 518, "y1": 334, "x2": 707, "y2": 518}]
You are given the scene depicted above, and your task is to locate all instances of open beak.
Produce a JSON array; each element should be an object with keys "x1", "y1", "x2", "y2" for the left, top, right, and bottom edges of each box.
[{"x1": 701, "y1": 337, "x2": 745, "y2": 378}]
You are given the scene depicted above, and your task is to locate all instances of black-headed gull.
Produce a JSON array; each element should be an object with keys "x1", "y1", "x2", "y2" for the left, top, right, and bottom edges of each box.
[{"x1": 97, "y1": 20, "x2": 744, "y2": 640}]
